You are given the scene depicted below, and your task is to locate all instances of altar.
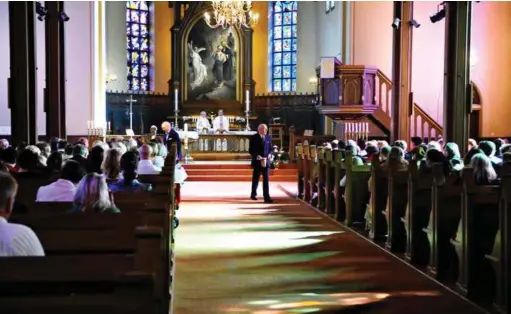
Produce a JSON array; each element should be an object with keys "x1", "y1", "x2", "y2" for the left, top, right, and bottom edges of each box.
[{"x1": 178, "y1": 130, "x2": 256, "y2": 162}]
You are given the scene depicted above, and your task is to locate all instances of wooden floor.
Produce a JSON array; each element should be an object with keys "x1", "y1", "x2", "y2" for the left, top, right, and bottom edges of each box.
[{"x1": 173, "y1": 182, "x2": 487, "y2": 314}]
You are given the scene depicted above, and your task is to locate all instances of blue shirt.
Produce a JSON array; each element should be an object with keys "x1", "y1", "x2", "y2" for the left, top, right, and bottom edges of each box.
[{"x1": 108, "y1": 178, "x2": 152, "y2": 193}]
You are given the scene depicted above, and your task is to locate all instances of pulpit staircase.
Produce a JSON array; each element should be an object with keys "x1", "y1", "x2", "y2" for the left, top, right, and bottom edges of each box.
[
  {"x1": 316, "y1": 65, "x2": 443, "y2": 140},
  {"x1": 182, "y1": 163, "x2": 297, "y2": 182}
]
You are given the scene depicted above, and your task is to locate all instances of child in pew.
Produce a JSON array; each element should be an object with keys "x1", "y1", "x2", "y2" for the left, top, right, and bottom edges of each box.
[
  {"x1": 0, "y1": 172, "x2": 45, "y2": 256},
  {"x1": 108, "y1": 152, "x2": 152, "y2": 193},
  {"x1": 70, "y1": 173, "x2": 120, "y2": 213}
]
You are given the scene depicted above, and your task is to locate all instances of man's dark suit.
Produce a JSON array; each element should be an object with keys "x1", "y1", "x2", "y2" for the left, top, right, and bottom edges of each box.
[
  {"x1": 249, "y1": 133, "x2": 272, "y2": 200},
  {"x1": 164, "y1": 129, "x2": 182, "y2": 160}
]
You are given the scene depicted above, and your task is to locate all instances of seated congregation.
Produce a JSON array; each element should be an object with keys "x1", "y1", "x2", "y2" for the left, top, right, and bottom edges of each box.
[
  {"x1": 0, "y1": 136, "x2": 183, "y2": 313},
  {"x1": 297, "y1": 136, "x2": 510, "y2": 312}
]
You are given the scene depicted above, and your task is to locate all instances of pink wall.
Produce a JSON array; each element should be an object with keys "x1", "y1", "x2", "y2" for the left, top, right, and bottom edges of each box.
[
  {"x1": 353, "y1": 1, "x2": 393, "y2": 77},
  {"x1": 471, "y1": 2, "x2": 511, "y2": 137},
  {"x1": 353, "y1": 1, "x2": 511, "y2": 137},
  {"x1": 411, "y1": 2, "x2": 445, "y2": 125}
]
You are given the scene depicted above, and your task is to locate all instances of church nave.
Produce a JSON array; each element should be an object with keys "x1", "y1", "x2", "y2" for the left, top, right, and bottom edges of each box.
[{"x1": 173, "y1": 182, "x2": 484, "y2": 314}]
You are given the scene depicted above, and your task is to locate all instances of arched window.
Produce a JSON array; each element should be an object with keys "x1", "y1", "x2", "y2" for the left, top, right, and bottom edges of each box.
[
  {"x1": 268, "y1": 1, "x2": 297, "y2": 92},
  {"x1": 126, "y1": 1, "x2": 151, "y2": 91}
]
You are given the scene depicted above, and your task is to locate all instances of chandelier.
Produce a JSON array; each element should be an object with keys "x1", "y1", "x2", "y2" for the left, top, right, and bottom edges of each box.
[{"x1": 204, "y1": 1, "x2": 260, "y2": 29}]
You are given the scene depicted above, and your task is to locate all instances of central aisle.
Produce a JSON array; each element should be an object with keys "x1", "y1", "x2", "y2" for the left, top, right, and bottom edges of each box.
[{"x1": 173, "y1": 182, "x2": 485, "y2": 314}]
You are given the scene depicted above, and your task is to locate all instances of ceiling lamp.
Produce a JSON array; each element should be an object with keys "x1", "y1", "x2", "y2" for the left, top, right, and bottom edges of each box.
[{"x1": 204, "y1": 1, "x2": 260, "y2": 29}]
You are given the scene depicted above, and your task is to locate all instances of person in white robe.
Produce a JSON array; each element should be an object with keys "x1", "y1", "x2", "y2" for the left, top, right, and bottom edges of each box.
[
  {"x1": 196, "y1": 111, "x2": 211, "y2": 151},
  {"x1": 213, "y1": 109, "x2": 229, "y2": 151}
]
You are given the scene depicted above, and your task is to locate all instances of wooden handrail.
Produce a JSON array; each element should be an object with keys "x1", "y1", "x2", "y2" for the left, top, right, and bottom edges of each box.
[
  {"x1": 375, "y1": 69, "x2": 443, "y2": 140},
  {"x1": 412, "y1": 102, "x2": 443, "y2": 140}
]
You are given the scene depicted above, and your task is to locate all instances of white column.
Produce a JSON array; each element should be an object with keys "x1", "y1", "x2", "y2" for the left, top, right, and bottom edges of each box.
[
  {"x1": 92, "y1": 0, "x2": 107, "y2": 130},
  {"x1": 106, "y1": 1, "x2": 127, "y2": 91}
]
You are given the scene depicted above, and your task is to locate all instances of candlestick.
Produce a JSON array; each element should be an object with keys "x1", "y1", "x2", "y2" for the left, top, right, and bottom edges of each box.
[{"x1": 244, "y1": 110, "x2": 251, "y2": 131}]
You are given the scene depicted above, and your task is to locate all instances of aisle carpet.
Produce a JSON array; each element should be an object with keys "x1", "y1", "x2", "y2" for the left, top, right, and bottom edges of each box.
[{"x1": 173, "y1": 182, "x2": 486, "y2": 314}]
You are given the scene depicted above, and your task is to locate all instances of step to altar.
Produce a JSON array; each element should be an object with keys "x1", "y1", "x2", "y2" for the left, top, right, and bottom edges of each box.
[{"x1": 182, "y1": 162, "x2": 297, "y2": 182}]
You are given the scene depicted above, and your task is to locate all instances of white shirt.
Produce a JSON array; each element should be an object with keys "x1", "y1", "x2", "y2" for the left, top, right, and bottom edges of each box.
[
  {"x1": 0, "y1": 216, "x2": 45, "y2": 256},
  {"x1": 138, "y1": 159, "x2": 162, "y2": 175},
  {"x1": 36, "y1": 179, "x2": 76, "y2": 202},
  {"x1": 213, "y1": 116, "x2": 230, "y2": 132},
  {"x1": 196, "y1": 117, "x2": 211, "y2": 132},
  {"x1": 153, "y1": 156, "x2": 165, "y2": 169}
]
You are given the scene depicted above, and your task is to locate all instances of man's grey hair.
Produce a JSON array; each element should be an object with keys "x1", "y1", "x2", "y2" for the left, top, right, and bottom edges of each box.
[{"x1": 0, "y1": 172, "x2": 17, "y2": 212}]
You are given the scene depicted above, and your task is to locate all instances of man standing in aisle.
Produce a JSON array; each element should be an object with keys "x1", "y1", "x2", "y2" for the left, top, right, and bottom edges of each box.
[
  {"x1": 249, "y1": 124, "x2": 273, "y2": 203},
  {"x1": 161, "y1": 121, "x2": 182, "y2": 160}
]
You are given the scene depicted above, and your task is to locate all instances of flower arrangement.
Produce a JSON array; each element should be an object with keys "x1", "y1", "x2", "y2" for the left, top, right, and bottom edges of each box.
[{"x1": 235, "y1": 116, "x2": 246, "y2": 123}]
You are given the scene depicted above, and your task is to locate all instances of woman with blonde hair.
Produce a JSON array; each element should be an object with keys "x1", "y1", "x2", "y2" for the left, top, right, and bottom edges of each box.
[
  {"x1": 102, "y1": 148, "x2": 122, "y2": 181},
  {"x1": 70, "y1": 173, "x2": 120, "y2": 213}
]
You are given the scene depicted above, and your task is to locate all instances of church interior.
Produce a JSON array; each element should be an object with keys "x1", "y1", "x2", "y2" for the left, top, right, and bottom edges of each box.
[{"x1": 0, "y1": 1, "x2": 510, "y2": 313}]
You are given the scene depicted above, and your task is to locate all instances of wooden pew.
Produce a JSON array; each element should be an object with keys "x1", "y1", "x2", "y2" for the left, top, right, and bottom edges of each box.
[
  {"x1": 490, "y1": 162, "x2": 510, "y2": 313},
  {"x1": 456, "y1": 167, "x2": 500, "y2": 305},
  {"x1": 426, "y1": 164, "x2": 462, "y2": 283},
  {"x1": 0, "y1": 256, "x2": 157, "y2": 314},
  {"x1": 384, "y1": 160, "x2": 409, "y2": 253},
  {"x1": 309, "y1": 145, "x2": 318, "y2": 206},
  {"x1": 316, "y1": 146, "x2": 326, "y2": 211},
  {"x1": 343, "y1": 151, "x2": 371, "y2": 228},
  {"x1": 9, "y1": 213, "x2": 166, "y2": 311},
  {"x1": 332, "y1": 149, "x2": 346, "y2": 222},
  {"x1": 296, "y1": 143, "x2": 305, "y2": 199},
  {"x1": 323, "y1": 149, "x2": 335, "y2": 216},
  {"x1": 404, "y1": 161, "x2": 433, "y2": 266},
  {"x1": 368, "y1": 155, "x2": 388, "y2": 241},
  {"x1": 302, "y1": 143, "x2": 312, "y2": 203}
]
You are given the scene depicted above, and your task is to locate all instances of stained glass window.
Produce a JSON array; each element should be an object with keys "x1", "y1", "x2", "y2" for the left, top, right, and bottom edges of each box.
[
  {"x1": 126, "y1": 1, "x2": 151, "y2": 91},
  {"x1": 268, "y1": 1, "x2": 297, "y2": 92}
]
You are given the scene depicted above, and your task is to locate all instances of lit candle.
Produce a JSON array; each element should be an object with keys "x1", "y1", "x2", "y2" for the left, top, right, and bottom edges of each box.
[
  {"x1": 184, "y1": 123, "x2": 188, "y2": 133},
  {"x1": 174, "y1": 89, "x2": 178, "y2": 111},
  {"x1": 245, "y1": 89, "x2": 250, "y2": 112}
]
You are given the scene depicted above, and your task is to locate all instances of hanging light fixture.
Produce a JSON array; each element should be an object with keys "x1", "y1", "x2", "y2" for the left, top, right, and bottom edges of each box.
[{"x1": 204, "y1": 1, "x2": 260, "y2": 29}]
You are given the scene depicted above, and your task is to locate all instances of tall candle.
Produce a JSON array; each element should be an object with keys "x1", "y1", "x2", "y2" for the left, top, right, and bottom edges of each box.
[
  {"x1": 184, "y1": 123, "x2": 188, "y2": 133},
  {"x1": 174, "y1": 89, "x2": 178, "y2": 111},
  {"x1": 245, "y1": 89, "x2": 250, "y2": 112}
]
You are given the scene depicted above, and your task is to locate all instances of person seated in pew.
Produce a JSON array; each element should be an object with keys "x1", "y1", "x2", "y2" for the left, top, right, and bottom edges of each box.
[
  {"x1": 426, "y1": 140, "x2": 442, "y2": 152},
  {"x1": 45, "y1": 151, "x2": 64, "y2": 174},
  {"x1": 471, "y1": 153, "x2": 499, "y2": 185},
  {"x1": 410, "y1": 145, "x2": 426, "y2": 163},
  {"x1": 102, "y1": 148, "x2": 122, "y2": 182},
  {"x1": 339, "y1": 145, "x2": 365, "y2": 188},
  {"x1": 478, "y1": 140, "x2": 503, "y2": 175},
  {"x1": 464, "y1": 145, "x2": 484, "y2": 165},
  {"x1": 419, "y1": 148, "x2": 452, "y2": 176},
  {"x1": 138, "y1": 144, "x2": 161, "y2": 175},
  {"x1": 15, "y1": 147, "x2": 47, "y2": 176},
  {"x1": 494, "y1": 138, "x2": 505, "y2": 160},
  {"x1": 0, "y1": 138, "x2": 9, "y2": 150},
  {"x1": 379, "y1": 145, "x2": 391, "y2": 163},
  {"x1": 0, "y1": 147, "x2": 18, "y2": 172},
  {"x1": 503, "y1": 152, "x2": 511, "y2": 162},
  {"x1": 393, "y1": 140, "x2": 408, "y2": 159},
  {"x1": 63, "y1": 143, "x2": 74, "y2": 160},
  {"x1": 70, "y1": 173, "x2": 120, "y2": 213},
  {"x1": 368, "y1": 146, "x2": 408, "y2": 190},
  {"x1": 36, "y1": 160, "x2": 86, "y2": 202},
  {"x1": 444, "y1": 142, "x2": 464, "y2": 171},
  {"x1": 357, "y1": 139, "x2": 367, "y2": 157},
  {"x1": 108, "y1": 151, "x2": 152, "y2": 193},
  {"x1": 70, "y1": 144, "x2": 88, "y2": 169},
  {"x1": 153, "y1": 142, "x2": 167, "y2": 169},
  {"x1": 0, "y1": 172, "x2": 45, "y2": 256},
  {"x1": 36, "y1": 142, "x2": 51, "y2": 160},
  {"x1": 331, "y1": 139, "x2": 340, "y2": 151},
  {"x1": 500, "y1": 143, "x2": 511, "y2": 156},
  {"x1": 467, "y1": 138, "x2": 477, "y2": 151},
  {"x1": 86, "y1": 145, "x2": 105, "y2": 174},
  {"x1": 364, "y1": 144, "x2": 379, "y2": 164}
]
